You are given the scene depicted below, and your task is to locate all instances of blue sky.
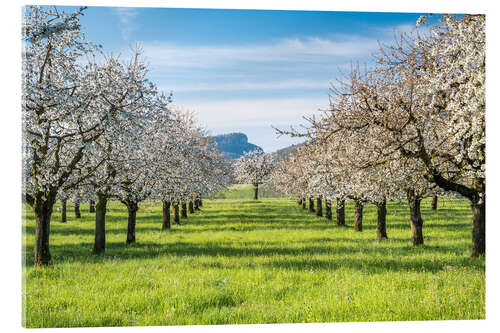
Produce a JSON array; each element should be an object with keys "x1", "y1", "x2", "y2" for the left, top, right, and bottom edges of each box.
[{"x1": 59, "y1": 5, "x2": 428, "y2": 152}]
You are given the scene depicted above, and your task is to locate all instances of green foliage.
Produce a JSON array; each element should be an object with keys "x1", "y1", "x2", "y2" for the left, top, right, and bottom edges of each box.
[{"x1": 22, "y1": 198, "x2": 484, "y2": 327}]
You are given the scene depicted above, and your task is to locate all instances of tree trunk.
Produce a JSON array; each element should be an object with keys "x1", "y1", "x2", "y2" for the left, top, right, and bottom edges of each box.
[
  {"x1": 93, "y1": 193, "x2": 107, "y2": 254},
  {"x1": 61, "y1": 199, "x2": 67, "y2": 223},
  {"x1": 407, "y1": 190, "x2": 424, "y2": 246},
  {"x1": 74, "y1": 201, "x2": 81, "y2": 218},
  {"x1": 34, "y1": 197, "x2": 55, "y2": 266},
  {"x1": 89, "y1": 200, "x2": 95, "y2": 213},
  {"x1": 354, "y1": 199, "x2": 363, "y2": 232},
  {"x1": 199, "y1": 198, "x2": 203, "y2": 207},
  {"x1": 309, "y1": 198, "x2": 315, "y2": 213},
  {"x1": 302, "y1": 197, "x2": 306, "y2": 209},
  {"x1": 181, "y1": 201, "x2": 188, "y2": 218},
  {"x1": 431, "y1": 195, "x2": 438, "y2": 210},
  {"x1": 316, "y1": 197, "x2": 323, "y2": 217},
  {"x1": 253, "y1": 184, "x2": 259, "y2": 200},
  {"x1": 126, "y1": 201, "x2": 138, "y2": 244},
  {"x1": 189, "y1": 201, "x2": 194, "y2": 214},
  {"x1": 325, "y1": 200, "x2": 332, "y2": 220},
  {"x1": 194, "y1": 199, "x2": 200, "y2": 210},
  {"x1": 173, "y1": 202, "x2": 180, "y2": 225},
  {"x1": 162, "y1": 200, "x2": 171, "y2": 230},
  {"x1": 376, "y1": 199, "x2": 388, "y2": 239},
  {"x1": 336, "y1": 198, "x2": 345, "y2": 226},
  {"x1": 471, "y1": 200, "x2": 485, "y2": 257},
  {"x1": 298, "y1": 198, "x2": 302, "y2": 205}
]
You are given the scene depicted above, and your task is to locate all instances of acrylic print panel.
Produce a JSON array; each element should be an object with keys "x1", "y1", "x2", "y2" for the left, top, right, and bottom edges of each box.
[{"x1": 21, "y1": 0, "x2": 485, "y2": 329}]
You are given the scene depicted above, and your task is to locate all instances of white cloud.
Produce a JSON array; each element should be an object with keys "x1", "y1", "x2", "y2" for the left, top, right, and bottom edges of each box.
[
  {"x1": 175, "y1": 96, "x2": 330, "y2": 129},
  {"x1": 161, "y1": 79, "x2": 331, "y2": 92},
  {"x1": 114, "y1": 7, "x2": 139, "y2": 40},
  {"x1": 135, "y1": 26, "x2": 429, "y2": 151},
  {"x1": 141, "y1": 36, "x2": 380, "y2": 69}
]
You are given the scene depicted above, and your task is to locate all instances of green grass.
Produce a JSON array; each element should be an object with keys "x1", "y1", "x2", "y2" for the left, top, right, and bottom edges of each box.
[
  {"x1": 213, "y1": 184, "x2": 288, "y2": 199},
  {"x1": 22, "y1": 196, "x2": 485, "y2": 327}
]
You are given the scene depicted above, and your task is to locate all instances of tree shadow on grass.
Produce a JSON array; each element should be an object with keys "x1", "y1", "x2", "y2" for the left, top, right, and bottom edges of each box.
[
  {"x1": 199, "y1": 255, "x2": 483, "y2": 273},
  {"x1": 23, "y1": 237, "x2": 482, "y2": 273},
  {"x1": 23, "y1": 199, "x2": 480, "y2": 272},
  {"x1": 377, "y1": 222, "x2": 470, "y2": 231},
  {"x1": 23, "y1": 216, "x2": 472, "y2": 244},
  {"x1": 23, "y1": 220, "x2": 335, "y2": 239},
  {"x1": 259, "y1": 255, "x2": 483, "y2": 273}
]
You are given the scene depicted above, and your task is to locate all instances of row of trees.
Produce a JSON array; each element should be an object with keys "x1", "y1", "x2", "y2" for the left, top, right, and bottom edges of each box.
[
  {"x1": 22, "y1": 6, "x2": 231, "y2": 266},
  {"x1": 272, "y1": 14, "x2": 485, "y2": 256}
]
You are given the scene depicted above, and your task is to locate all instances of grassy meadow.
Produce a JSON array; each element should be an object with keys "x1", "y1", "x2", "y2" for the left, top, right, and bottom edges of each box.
[
  {"x1": 213, "y1": 184, "x2": 289, "y2": 199},
  {"x1": 22, "y1": 186, "x2": 485, "y2": 327}
]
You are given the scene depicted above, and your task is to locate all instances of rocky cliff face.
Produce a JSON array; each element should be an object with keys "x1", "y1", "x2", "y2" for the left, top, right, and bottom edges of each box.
[{"x1": 211, "y1": 133, "x2": 263, "y2": 159}]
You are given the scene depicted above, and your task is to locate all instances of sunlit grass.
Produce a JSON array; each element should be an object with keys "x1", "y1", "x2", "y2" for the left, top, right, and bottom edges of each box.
[
  {"x1": 213, "y1": 183, "x2": 288, "y2": 199},
  {"x1": 22, "y1": 194, "x2": 484, "y2": 327}
]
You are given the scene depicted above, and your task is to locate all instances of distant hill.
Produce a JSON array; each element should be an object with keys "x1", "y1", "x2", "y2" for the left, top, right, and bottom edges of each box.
[
  {"x1": 272, "y1": 142, "x2": 305, "y2": 161},
  {"x1": 211, "y1": 133, "x2": 263, "y2": 159}
]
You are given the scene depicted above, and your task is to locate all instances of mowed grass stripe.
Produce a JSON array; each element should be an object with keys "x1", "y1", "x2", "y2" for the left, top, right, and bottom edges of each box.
[{"x1": 22, "y1": 197, "x2": 484, "y2": 327}]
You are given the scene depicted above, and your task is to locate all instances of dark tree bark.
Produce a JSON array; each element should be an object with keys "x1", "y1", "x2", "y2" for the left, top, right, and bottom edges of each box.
[
  {"x1": 471, "y1": 200, "x2": 485, "y2": 257},
  {"x1": 173, "y1": 202, "x2": 180, "y2": 225},
  {"x1": 336, "y1": 198, "x2": 345, "y2": 226},
  {"x1": 92, "y1": 193, "x2": 107, "y2": 254},
  {"x1": 316, "y1": 197, "x2": 323, "y2": 217},
  {"x1": 376, "y1": 199, "x2": 388, "y2": 239},
  {"x1": 302, "y1": 197, "x2": 306, "y2": 209},
  {"x1": 181, "y1": 201, "x2": 188, "y2": 218},
  {"x1": 422, "y1": 164, "x2": 485, "y2": 256},
  {"x1": 298, "y1": 198, "x2": 302, "y2": 205},
  {"x1": 325, "y1": 200, "x2": 332, "y2": 220},
  {"x1": 431, "y1": 195, "x2": 438, "y2": 210},
  {"x1": 33, "y1": 194, "x2": 56, "y2": 266},
  {"x1": 354, "y1": 199, "x2": 363, "y2": 232},
  {"x1": 253, "y1": 184, "x2": 259, "y2": 200},
  {"x1": 309, "y1": 198, "x2": 315, "y2": 213},
  {"x1": 194, "y1": 199, "x2": 200, "y2": 210},
  {"x1": 199, "y1": 198, "x2": 203, "y2": 207},
  {"x1": 60, "y1": 199, "x2": 67, "y2": 223},
  {"x1": 74, "y1": 201, "x2": 81, "y2": 218},
  {"x1": 407, "y1": 190, "x2": 424, "y2": 246},
  {"x1": 125, "y1": 201, "x2": 138, "y2": 244},
  {"x1": 188, "y1": 201, "x2": 194, "y2": 214},
  {"x1": 89, "y1": 200, "x2": 95, "y2": 213},
  {"x1": 162, "y1": 200, "x2": 171, "y2": 230}
]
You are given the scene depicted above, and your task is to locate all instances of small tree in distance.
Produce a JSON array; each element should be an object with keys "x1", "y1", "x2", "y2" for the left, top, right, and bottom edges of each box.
[{"x1": 233, "y1": 150, "x2": 275, "y2": 200}]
